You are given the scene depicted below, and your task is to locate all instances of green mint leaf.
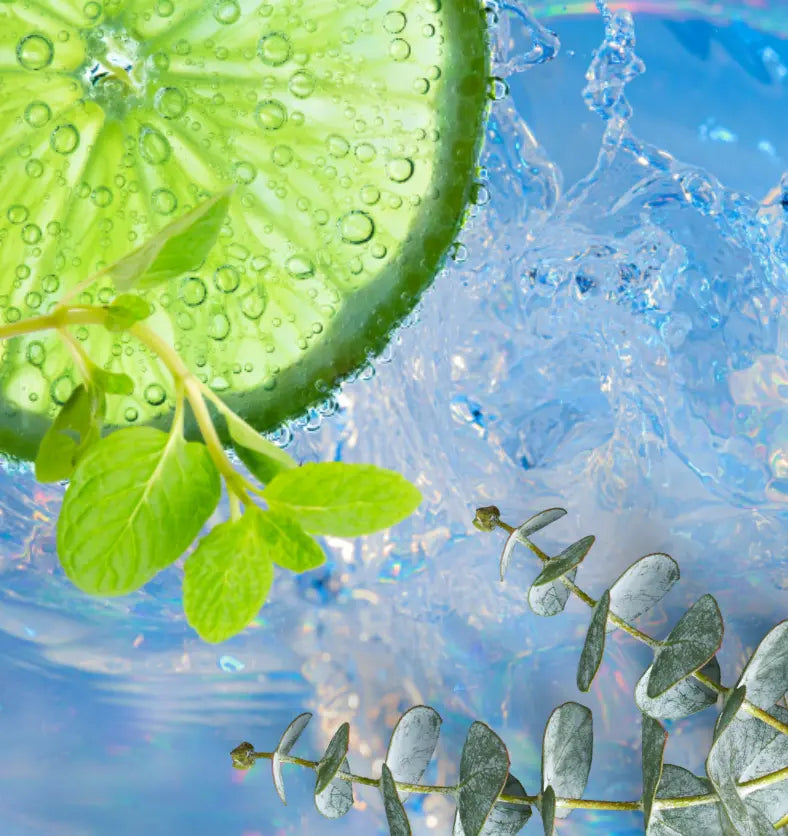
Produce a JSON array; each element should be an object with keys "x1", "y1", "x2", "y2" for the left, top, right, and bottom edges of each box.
[
  {"x1": 256, "y1": 509, "x2": 325, "y2": 573},
  {"x1": 183, "y1": 506, "x2": 275, "y2": 643},
  {"x1": 35, "y1": 384, "x2": 105, "y2": 482},
  {"x1": 262, "y1": 462, "x2": 422, "y2": 536},
  {"x1": 104, "y1": 293, "x2": 154, "y2": 332},
  {"x1": 106, "y1": 189, "x2": 233, "y2": 292},
  {"x1": 90, "y1": 367, "x2": 135, "y2": 396},
  {"x1": 57, "y1": 427, "x2": 220, "y2": 595},
  {"x1": 225, "y1": 410, "x2": 297, "y2": 484}
]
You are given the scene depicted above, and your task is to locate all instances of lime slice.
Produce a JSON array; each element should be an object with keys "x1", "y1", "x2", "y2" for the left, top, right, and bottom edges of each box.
[{"x1": 0, "y1": 0, "x2": 489, "y2": 460}]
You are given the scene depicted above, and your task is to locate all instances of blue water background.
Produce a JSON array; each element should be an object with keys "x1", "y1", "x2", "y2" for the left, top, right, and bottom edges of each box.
[{"x1": 0, "y1": 3, "x2": 786, "y2": 834}]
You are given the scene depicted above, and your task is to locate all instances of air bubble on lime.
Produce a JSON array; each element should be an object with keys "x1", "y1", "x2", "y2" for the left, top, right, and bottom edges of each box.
[
  {"x1": 24, "y1": 101, "x2": 52, "y2": 128},
  {"x1": 16, "y1": 34, "x2": 54, "y2": 70},
  {"x1": 154, "y1": 87, "x2": 188, "y2": 119},
  {"x1": 386, "y1": 157, "x2": 414, "y2": 183},
  {"x1": 139, "y1": 126, "x2": 171, "y2": 164},
  {"x1": 254, "y1": 99, "x2": 287, "y2": 131},
  {"x1": 151, "y1": 188, "x2": 178, "y2": 215},
  {"x1": 258, "y1": 32, "x2": 292, "y2": 66},
  {"x1": 50, "y1": 124, "x2": 80, "y2": 155},
  {"x1": 339, "y1": 210, "x2": 375, "y2": 245}
]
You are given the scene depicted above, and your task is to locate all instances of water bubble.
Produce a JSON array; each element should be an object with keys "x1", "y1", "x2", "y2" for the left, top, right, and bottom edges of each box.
[
  {"x1": 26, "y1": 341, "x2": 45, "y2": 366},
  {"x1": 488, "y1": 76, "x2": 509, "y2": 100},
  {"x1": 258, "y1": 32, "x2": 292, "y2": 66},
  {"x1": 42, "y1": 274, "x2": 59, "y2": 292},
  {"x1": 83, "y1": 1, "x2": 102, "y2": 19},
  {"x1": 50, "y1": 124, "x2": 80, "y2": 155},
  {"x1": 124, "y1": 406, "x2": 139, "y2": 422},
  {"x1": 360, "y1": 185, "x2": 380, "y2": 205},
  {"x1": 389, "y1": 38, "x2": 411, "y2": 61},
  {"x1": 371, "y1": 242, "x2": 387, "y2": 259},
  {"x1": 426, "y1": 0, "x2": 441, "y2": 10},
  {"x1": 16, "y1": 34, "x2": 54, "y2": 71},
  {"x1": 384, "y1": 11, "x2": 407, "y2": 33},
  {"x1": 413, "y1": 78, "x2": 430, "y2": 94},
  {"x1": 213, "y1": 0, "x2": 240, "y2": 24},
  {"x1": 139, "y1": 125, "x2": 171, "y2": 164},
  {"x1": 271, "y1": 145, "x2": 293, "y2": 166},
  {"x1": 51, "y1": 374, "x2": 74, "y2": 405},
  {"x1": 213, "y1": 264, "x2": 241, "y2": 293},
  {"x1": 156, "y1": 0, "x2": 174, "y2": 16},
  {"x1": 8, "y1": 205, "x2": 29, "y2": 225},
  {"x1": 174, "y1": 39, "x2": 191, "y2": 55},
  {"x1": 144, "y1": 383, "x2": 167, "y2": 405},
  {"x1": 450, "y1": 241, "x2": 468, "y2": 262},
  {"x1": 25, "y1": 159, "x2": 44, "y2": 178},
  {"x1": 151, "y1": 188, "x2": 178, "y2": 214},
  {"x1": 254, "y1": 99, "x2": 286, "y2": 130},
  {"x1": 470, "y1": 181, "x2": 490, "y2": 205},
  {"x1": 285, "y1": 255, "x2": 315, "y2": 279},
  {"x1": 91, "y1": 186, "x2": 113, "y2": 207},
  {"x1": 151, "y1": 51, "x2": 170, "y2": 70},
  {"x1": 326, "y1": 134, "x2": 349, "y2": 158},
  {"x1": 25, "y1": 291, "x2": 42, "y2": 309},
  {"x1": 233, "y1": 160, "x2": 257, "y2": 183},
  {"x1": 241, "y1": 289, "x2": 267, "y2": 319},
  {"x1": 355, "y1": 142, "x2": 376, "y2": 163},
  {"x1": 24, "y1": 101, "x2": 52, "y2": 128},
  {"x1": 339, "y1": 210, "x2": 375, "y2": 245},
  {"x1": 386, "y1": 157, "x2": 414, "y2": 183},
  {"x1": 289, "y1": 70, "x2": 316, "y2": 98},
  {"x1": 154, "y1": 86, "x2": 187, "y2": 119},
  {"x1": 181, "y1": 276, "x2": 207, "y2": 306},
  {"x1": 176, "y1": 311, "x2": 194, "y2": 330},
  {"x1": 21, "y1": 224, "x2": 42, "y2": 244},
  {"x1": 207, "y1": 312, "x2": 230, "y2": 340}
]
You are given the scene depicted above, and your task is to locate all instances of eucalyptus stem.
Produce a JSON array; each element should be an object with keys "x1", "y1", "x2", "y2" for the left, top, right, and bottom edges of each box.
[
  {"x1": 238, "y1": 747, "x2": 787, "y2": 814},
  {"x1": 485, "y1": 511, "x2": 788, "y2": 738}
]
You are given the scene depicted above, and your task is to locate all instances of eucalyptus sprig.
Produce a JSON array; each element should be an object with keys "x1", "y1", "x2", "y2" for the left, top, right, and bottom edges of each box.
[
  {"x1": 233, "y1": 505, "x2": 788, "y2": 834},
  {"x1": 1, "y1": 191, "x2": 422, "y2": 642}
]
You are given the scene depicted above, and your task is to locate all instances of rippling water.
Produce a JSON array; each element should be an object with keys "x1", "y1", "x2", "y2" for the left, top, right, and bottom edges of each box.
[{"x1": 1, "y1": 2, "x2": 786, "y2": 834}]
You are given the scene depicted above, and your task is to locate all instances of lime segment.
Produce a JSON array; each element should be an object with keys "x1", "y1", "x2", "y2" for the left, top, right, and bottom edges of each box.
[{"x1": 0, "y1": 0, "x2": 489, "y2": 459}]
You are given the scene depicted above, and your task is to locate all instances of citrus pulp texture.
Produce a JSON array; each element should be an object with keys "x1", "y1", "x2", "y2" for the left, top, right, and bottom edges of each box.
[{"x1": 0, "y1": 0, "x2": 489, "y2": 460}]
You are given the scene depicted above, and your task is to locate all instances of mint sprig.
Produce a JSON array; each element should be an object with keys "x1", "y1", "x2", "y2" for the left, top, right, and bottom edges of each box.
[{"x1": 2, "y1": 191, "x2": 422, "y2": 643}]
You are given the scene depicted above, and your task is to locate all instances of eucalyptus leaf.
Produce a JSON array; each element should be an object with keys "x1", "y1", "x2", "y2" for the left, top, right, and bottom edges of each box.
[
  {"x1": 315, "y1": 756, "x2": 353, "y2": 819},
  {"x1": 541, "y1": 702, "x2": 592, "y2": 820},
  {"x1": 108, "y1": 189, "x2": 233, "y2": 291},
  {"x1": 385, "y1": 706, "x2": 442, "y2": 802},
  {"x1": 57, "y1": 427, "x2": 220, "y2": 595},
  {"x1": 457, "y1": 721, "x2": 511, "y2": 836},
  {"x1": 736, "y1": 705, "x2": 788, "y2": 826},
  {"x1": 256, "y1": 509, "x2": 325, "y2": 573},
  {"x1": 272, "y1": 713, "x2": 312, "y2": 805},
  {"x1": 499, "y1": 508, "x2": 567, "y2": 581},
  {"x1": 647, "y1": 764, "x2": 724, "y2": 835},
  {"x1": 35, "y1": 384, "x2": 105, "y2": 482},
  {"x1": 647, "y1": 594, "x2": 723, "y2": 699},
  {"x1": 706, "y1": 706, "x2": 777, "y2": 835},
  {"x1": 453, "y1": 774, "x2": 532, "y2": 836},
  {"x1": 103, "y1": 293, "x2": 154, "y2": 331},
  {"x1": 263, "y1": 462, "x2": 422, "y2": 536},
  {"x1": 641, "y1": 715, "x2": 667, "y2": 829},
  {"x1": 577, "y1": 589, "x2": 610, "y2": 692},
  {"x1": 183, "y1": 507, "x2": 275, "y2": 643},
  {"x1": 540, "y1": 785, "x2": 555, "y2": 836},
  {"x1": 607, "y1": 553, "x2": 680, "y2": 634},
  {"x1": 532, "y1": 535, "x2": 594, "y2": 587},
  {"x1": 636, "y1": 656, "x2": 721, "y2": 720},
  {"x1": 713, "y1": 686, "x2": 747, "y2": 743},
  {"x1": 226, "y1": 410, "x2": 297, "y2": 484},
  {"x1": 315, "y1": 723, "x2": 350, "y2": 797},
  {"x1": 735, "y1": 621, "x2": 788, "y2": 711},
  {"x1": 528, "y1": 568, "x2": 577, "y2": 617},
  {"x1": 380, "y1": 763, "x2": 411, "y2": 836}
]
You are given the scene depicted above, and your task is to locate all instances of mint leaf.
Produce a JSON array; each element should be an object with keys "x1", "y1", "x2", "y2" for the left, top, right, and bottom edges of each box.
[
  {"x1": 225, "y1": 410, "x2": 296, "y2": 484},
  {"x1": 183, "y1": 506, "x2": 274, "y2": 643},
  {"x1": 90, "y1": 367, "x2": 135, "y2": 395},
  {"x1": 57, "y1": 427, "x2": 220, "y2": 595},
  {"x1": 262, "y1": 462, "x2": 422, "y2": 536},
  {"x1": 257, "y1": 509, "x2": 325, "y2": 573},
  {"x1": 104, "y1": 293, "x2": 154, "y2": 332},
  {"x1": 35, "y1": 384, "x2": 105, "y2": 482},
  {"x1": 107, "y1": 189, "x2": 233, "y2": 292}
]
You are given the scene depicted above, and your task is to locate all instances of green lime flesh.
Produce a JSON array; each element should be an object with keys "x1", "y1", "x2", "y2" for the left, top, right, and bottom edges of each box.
[{"x1": 0, "y1": 0, "x2": 489, "y2": 460}]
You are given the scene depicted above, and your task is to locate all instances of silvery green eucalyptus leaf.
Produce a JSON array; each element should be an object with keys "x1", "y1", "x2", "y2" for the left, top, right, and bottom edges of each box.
[
  {"x1": 272, "y1": 713, "x2": 311, "y2": 804},
  {"x1": 646, "y1": 594, "x2": 723, "y2": 699},
  {"x1": 606, "y1": 553, "x2": 680, "y2": 634},
  {"x1": 735, "y1": 621, "x2": 788, "y2": 711},
  {"x1": 452, "y1": 774, "x2": 531, "y2": 836},
  {"x1": 540, "y1": 785, "x2": 555, "y2": 836},
  {"x1": 641, "y1": 715, "x2": 667, "y2": 830},
  {"x1": 713, "y1": 686, "x2": 747, "y2": 743},
  {"x1": 457, "y1": 721, "x2": 511, "y2": 836},
  {"x1": 380, "y1": 763, "x2": 411, "y2": 836},
  {"x1": 647, "y1": 764, "x2": 725, "y2": 835},
  {"x1": 532, "y1": 535, "x2": 594, "y2": 588},
  {"x1": 528, "y1": 567, "x2": 577, "y2": 616},
  {"x1": 577, "y1": 589, "x2": 610, "y2": 692},
  {"x1": 499, "y1": 508, "x2": 567, "y2": 581},
  {"x1": 736, "y1": 705, "x2": 788, "y2": 826},
  {"x1": 315, "y1": 723, "x2": 350, "y2": 797},
  {"x1": 541, "y1": 702, "x2": 592, "y2": 820},
  {"x1": 315, "y1": 756, "x2": 353, "y2": 819},
  {"x1": 385, "y1": 706, "x2": 442, "y2": 802},
  {"x1": 635, "y1": 656, "x2": 721, "y2": 720}
]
